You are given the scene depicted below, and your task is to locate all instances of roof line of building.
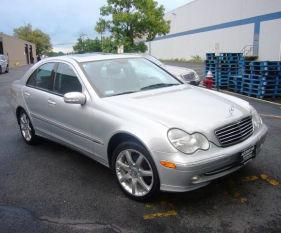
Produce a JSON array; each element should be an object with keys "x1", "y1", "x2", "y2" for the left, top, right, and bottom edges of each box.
[
  {"x1": 0, "y1": 32, "x2": 36, "y2": 46},
  {"x1": 165, "y1": 0, "x2": 198, "y2": 15}
]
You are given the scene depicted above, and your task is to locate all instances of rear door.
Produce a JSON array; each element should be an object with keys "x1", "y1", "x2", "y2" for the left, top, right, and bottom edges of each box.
[{"x1": 23, "y1": 62, "x2": 56, "y2": 134}]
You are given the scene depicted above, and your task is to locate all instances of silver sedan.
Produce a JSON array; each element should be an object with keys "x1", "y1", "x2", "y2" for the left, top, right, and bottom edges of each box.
[{"x1": 10, "y1": 54, "x2": 267, "y2": 200}]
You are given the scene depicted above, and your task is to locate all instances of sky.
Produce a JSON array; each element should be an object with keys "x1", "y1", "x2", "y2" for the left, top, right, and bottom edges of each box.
[{"x1": 0, "y1": 0, "x2": 192, "y2": 53}]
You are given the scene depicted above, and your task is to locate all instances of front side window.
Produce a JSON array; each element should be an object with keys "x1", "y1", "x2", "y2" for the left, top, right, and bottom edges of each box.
[
  {"x1": 27, "y1": 63, "x2": 55, "y2": 91},
  {"x1": 54, "y1": 63, "x2": 82, "y2": 95},
  {"x1": 82, "y1": 58, "x2": 181, "y2": 97}
]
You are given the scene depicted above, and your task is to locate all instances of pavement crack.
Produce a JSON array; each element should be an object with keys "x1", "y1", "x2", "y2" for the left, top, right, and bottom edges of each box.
[{"x1": 0, "y1": 204, "x2": 122, "y2": 232}]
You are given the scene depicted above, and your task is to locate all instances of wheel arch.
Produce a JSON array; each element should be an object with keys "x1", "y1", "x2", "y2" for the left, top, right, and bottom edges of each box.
[
  {"x1": 16, "y1": 106, "x2": 26, "y2": 124},
  {"x1": 107, "y1": 132, "x2": 151, "y2": 169}
]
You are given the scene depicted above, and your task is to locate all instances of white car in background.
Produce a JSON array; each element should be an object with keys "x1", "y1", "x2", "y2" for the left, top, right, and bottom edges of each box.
[
  {"x1": 145, "y1": 55, "x2": 201, "y2": 85},
  {"x1": 0, "y1": 54, "x2": 9, "y2": 74}
]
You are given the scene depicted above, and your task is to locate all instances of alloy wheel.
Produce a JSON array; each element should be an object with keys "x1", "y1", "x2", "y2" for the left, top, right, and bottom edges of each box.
[
  {"x1": 20, "y1": 113, "x2": 33, "y2": 141},
  {"x1": 115, "y1": 149, "x2": 154, "y2": 197}
]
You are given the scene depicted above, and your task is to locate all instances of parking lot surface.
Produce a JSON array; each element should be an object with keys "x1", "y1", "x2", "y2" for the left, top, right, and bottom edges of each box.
[{"x1": 0, "y1": 65, "x2": 281, "y2": 233}]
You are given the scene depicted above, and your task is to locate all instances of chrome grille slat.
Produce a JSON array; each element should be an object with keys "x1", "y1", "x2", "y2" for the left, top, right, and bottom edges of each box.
[
  {"x1": 215, "y1": 116, "x2": 253, "y2": 147},
  {"x1": 216, "y1": 116, "x2": 250, "y2": 132},
  {"x1": 220, "y1": 127, "x2": 253, "y2": 144},
  {"x1": 216, "y1": 119, "x2": 252, "y2": 135},
  {"x1": 218, "y1": 124, "x2": 253, "y2": 140}
]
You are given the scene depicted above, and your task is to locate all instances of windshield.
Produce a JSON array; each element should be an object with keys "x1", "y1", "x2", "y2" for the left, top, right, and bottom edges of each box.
[{"x1": 82, "y1": 58, "x2": 181, "y2": 97}]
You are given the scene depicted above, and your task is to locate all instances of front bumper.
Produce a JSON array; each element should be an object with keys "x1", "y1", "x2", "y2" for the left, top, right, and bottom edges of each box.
[{"x1": 152, "y1": 124, "x2": 268, "y2": 192}]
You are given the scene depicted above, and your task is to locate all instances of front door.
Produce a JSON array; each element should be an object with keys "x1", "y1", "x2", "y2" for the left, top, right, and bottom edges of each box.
[{"x1": 46, "y1": 62, "x2": 98, "y2": 156}]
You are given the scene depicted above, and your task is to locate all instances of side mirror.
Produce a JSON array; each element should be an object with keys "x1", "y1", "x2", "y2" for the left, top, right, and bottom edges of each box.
[{"x1": 63, "y1": 92, "x2": 86, "y2": 105}]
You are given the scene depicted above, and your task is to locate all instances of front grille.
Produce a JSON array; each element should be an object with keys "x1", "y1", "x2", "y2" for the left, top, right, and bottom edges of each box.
[
  {"x1": 182, "y1": 72, "x2": 195, "y2": 81},
  {"x1": 215, "y1": 116, "x2": 253, "y2": 147}
]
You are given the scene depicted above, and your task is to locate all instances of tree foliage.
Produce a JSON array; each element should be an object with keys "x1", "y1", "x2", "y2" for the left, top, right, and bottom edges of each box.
[
  {"x1": 73, "y1": 35, "x2": 102, "y2": 53},
  {"x1": 95, "y1": 0, "x2": 170, "y2": 53},
  {"x1": 13, "y1": 24, "x2": 52, "y2": 55}
]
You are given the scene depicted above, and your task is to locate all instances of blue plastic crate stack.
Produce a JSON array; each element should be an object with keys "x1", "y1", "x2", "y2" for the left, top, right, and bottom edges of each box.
[
  {"x1": 205, "y1": 53, "x2": 243, "y2": 88},
  {"x1": 205, "y1": 53, "x2": 217, "y2": 79},
  {"x1": 238, "y1": 61, "x2": 281, "y2": 98},
  {"x1": 205, "y1": 53, "x2": 281, "y2": 99}
]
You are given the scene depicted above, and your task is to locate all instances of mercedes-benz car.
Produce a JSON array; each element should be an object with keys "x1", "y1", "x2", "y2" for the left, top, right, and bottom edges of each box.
[
  {"x1": 10, "y1": 54, "x2": 267, "y2": 200},
  {"x1": 0, "y1": 54, "x2": 9, "y2": 74},
  {"x1": 144, "y1": 55, "x2": 201, "y2": 85}
]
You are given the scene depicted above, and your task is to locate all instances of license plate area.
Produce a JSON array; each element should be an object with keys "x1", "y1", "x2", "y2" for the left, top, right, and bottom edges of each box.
[{"x1": 240, "y1": 145, "x2": 256, "y2": 164}]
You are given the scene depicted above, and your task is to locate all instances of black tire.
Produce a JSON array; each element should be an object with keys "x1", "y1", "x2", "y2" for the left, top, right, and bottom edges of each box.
[
  {"x1": 17, "y1": 110, "x2": 38, "y2": 145},
  {"x1": 112, "y1": 141, "x2": 160, "y2": 201},
  {"x1": 0, "y1": 66, "x2": 2, "y2": 74},
  {"x1": 5, "y1": 65, "x2": 9, "y2": 73}
]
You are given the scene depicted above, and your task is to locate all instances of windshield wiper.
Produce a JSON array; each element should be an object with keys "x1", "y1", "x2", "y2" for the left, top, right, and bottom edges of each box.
[
  {"x1": 110, "y1": 91, "x2": 137, "y2": 96},
  {"x1": 140, "y1": 83, "x2": 179, "y2": 91}
]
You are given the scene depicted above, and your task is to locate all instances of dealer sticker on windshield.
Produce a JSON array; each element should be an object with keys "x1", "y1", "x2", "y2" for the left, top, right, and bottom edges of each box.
[{"x1": 240, "y1": 145, "x2": 255, "y2": 164}]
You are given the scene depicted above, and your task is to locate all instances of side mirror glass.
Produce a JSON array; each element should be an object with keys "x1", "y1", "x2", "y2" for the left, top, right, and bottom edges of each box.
[{"x1": 63, "y1": 92, "x2": 86, "y2": 105}]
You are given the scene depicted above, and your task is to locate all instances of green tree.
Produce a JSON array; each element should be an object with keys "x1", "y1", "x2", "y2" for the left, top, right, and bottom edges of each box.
[
  {"x1": 47, "y1": 51, "x2": 65, "y2": 57},
  {"x1": 95, "y1": 0, "x2": 170, "y2": 53},
  {"x1": 73, "y1": 35, "x2": 102, "y2": 53},
  {"x1": 13, "y1": 24, "x2": 52, "y2": 55}
]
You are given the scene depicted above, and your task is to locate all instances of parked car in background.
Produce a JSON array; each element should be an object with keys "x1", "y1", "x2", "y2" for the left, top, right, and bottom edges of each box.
[
  {"x1": 144, "y1": 55, "x2": 201, "y2": 85},
  {"x1": 10, "y1": 54, "x2": 267, "y2": 201},
  {"x1": 0, "y1": 54, "x2": 9, "y2": 74}
]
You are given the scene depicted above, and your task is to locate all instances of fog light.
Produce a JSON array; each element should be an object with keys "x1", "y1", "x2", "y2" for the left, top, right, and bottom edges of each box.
[
  {"x1": 160, "y1": 161, "x2": 176, "y2": 169},
  {"x1": 191, "y1": 175, "x2": 199, "y2": 181}
]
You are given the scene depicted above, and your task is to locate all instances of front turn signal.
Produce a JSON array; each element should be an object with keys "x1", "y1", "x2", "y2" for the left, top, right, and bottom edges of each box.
[{"x1": 160, "y1": 161, "x2": 176, "y2": 169}]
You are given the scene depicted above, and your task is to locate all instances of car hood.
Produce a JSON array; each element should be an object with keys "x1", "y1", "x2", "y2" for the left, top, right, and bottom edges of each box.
[{"x1": 105, "y1": 85, "x2": 250, "y2": 134}]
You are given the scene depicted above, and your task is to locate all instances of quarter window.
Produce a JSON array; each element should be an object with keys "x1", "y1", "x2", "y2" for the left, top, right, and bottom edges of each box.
[
  {"x1": 54, "y1": 63, "x2": 82, "y2": 95},
  {"x1": 27, "y1": 63, "x2": 55, "y2": 91}
]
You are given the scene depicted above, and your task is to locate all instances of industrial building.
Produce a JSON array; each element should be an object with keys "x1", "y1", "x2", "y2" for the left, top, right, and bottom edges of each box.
[
  {"x1": 0, "y1": 33, "x2": 36, "y2": 68},
  {"x1": 148, "y1": 0, "x2": 281, "y2": 61}
]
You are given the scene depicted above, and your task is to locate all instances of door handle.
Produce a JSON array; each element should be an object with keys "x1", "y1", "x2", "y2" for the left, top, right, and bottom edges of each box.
[
  {"x1": 24, "y1": 91, "x2": 31, "y2": 97},
  {"x1": 47, "y1": 99, "x2": 56, "y2": 106}
]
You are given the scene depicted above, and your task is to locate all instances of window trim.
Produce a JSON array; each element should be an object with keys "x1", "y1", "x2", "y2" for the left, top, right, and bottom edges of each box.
[
  {"x1": 53, "y1": 62, "x2": 83, "y2": 96},
  {"x1": 26, "y1": 62, "x2": 57, "y2": 93}
]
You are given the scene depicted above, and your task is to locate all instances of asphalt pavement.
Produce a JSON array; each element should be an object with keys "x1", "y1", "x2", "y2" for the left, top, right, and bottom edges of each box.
[{"x1": 0, "y1": 65, "x2": 281, "y2": 233}]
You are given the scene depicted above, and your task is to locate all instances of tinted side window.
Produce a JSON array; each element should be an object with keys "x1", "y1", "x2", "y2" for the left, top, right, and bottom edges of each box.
[
  {"x1": 27, "y1": 63, "x2": 55, "y2": 91},
  {"x1": 54, "y1": 63, "x2": 82, "y2": 95}
]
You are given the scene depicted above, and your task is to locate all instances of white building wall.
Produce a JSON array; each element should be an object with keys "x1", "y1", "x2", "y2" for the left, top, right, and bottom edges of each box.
[
  {"x1": 259, "y1": 18, "x2": 281, "y2": 60},
  {"x1": 150, "y1": 0, "x2": 281, "y2": 61},
  {"x1": 151, "y1": 24, "x2": 254, "y2": 60}
]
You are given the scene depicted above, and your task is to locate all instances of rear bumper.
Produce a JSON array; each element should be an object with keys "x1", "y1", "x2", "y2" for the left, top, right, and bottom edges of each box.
[{"x1": 152, "y1": 124, "x2": 268, "y2": 192}]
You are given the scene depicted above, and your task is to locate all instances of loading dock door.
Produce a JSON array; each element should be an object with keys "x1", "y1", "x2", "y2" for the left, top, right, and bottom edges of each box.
[
  {"x1": 29, "y1": 45, "x2": 34, "y2": 63},
  {"x1": 0, "y1": 41, "x2": 3, "y2": 54},
  {"x1": 25, "y1": 44, "x2": 29, "y2": 64}
]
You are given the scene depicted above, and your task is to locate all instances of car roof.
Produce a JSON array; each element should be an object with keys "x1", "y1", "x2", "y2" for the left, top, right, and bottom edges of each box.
[{"x1": 46, "y1": 53, "x2": 143, "y2": 63}]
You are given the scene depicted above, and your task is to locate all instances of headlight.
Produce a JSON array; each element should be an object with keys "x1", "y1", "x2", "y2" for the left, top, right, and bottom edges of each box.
[
  {"x1": 250, "y1": 106, "x2": 262, "y2": 130},
  {"x1": 167, "y1": 129, "x2": 209, "y2": 154},
  {"x1": 194, "y1": 72, "x2": 200, "y2": 81}
]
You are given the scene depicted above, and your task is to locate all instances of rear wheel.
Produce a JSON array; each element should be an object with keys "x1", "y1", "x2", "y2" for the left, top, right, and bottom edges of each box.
[
  {"x1": 18, "y1": 110, "x2": 38, "y2": 145},
  {"x1": 5, "y1": 65, "x2": 9, "y2": 73},
  {"x1": 113, "y1": 141, "x2": 159, "y2": 201},
  {"x1": 0, "y1": 66, "x2": 2, "y2": 74}
]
